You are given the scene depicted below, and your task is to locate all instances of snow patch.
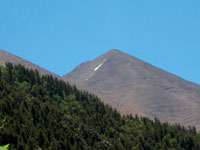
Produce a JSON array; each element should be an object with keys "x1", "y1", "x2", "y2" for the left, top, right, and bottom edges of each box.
[
  {"x1": 94, "y1": 59, "x2": 107, "y2": 71},
  {"x1": 94, "y1": 63, "x2": 103, "y2": 71}
]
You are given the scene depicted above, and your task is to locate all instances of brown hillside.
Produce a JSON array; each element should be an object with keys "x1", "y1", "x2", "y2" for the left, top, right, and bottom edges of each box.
[
  {"x1": 0, "y1": 49, "x2": 58, "y2": 77},
  {"x1": 64, "y1": 49, "x2": 200, "y2": 130}
]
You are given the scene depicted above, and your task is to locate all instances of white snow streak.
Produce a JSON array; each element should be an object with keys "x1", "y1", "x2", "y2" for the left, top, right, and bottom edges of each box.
[
  {"x1": 94, "y1": 63, "x2": 103, "y2": 71},
  {"x1": 94, "y1": 59, "x2": 107, "y2": 71}
]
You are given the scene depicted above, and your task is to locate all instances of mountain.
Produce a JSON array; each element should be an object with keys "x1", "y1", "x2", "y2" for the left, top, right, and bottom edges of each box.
[
  {"x1": 1, "y1": 63, "x2": 200, "y2": 149},
  {"x1": 64, "y1": 49, "x2": 200, "y2": 130},
  {"x1": 0, "y1": 49, "x2": 57, "y2": 77}
]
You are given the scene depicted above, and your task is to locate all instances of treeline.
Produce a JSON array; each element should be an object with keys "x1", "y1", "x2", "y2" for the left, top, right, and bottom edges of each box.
[{"x1": 0, "y1": 63, "x2": 200, "y2": 150}]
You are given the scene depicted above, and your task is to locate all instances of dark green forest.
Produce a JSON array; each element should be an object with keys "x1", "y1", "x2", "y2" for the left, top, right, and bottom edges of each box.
[{"x1": 0, "y1": 63, "x2": 200, "y2": 150}]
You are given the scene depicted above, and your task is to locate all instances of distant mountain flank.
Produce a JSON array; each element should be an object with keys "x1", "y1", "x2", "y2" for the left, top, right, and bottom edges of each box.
[
  {"x1": 0, "y1": 49, "x2": 58, "y2": 77},
  {"x1": 64, "y1": 49, "x2": 200, "y2": 130}
]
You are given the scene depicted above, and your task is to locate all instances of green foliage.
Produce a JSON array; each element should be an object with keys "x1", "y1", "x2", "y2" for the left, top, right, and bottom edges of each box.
[
  {"x1": 0, "y1": 144, "x2": 9, "y2": 150},
  {"x1": 0, "y1": 66, "x2": 7, "y2": 73},
  {"x1": 0, "y1": 118, "x2": 9, "y2": 150},
  {"x1": 0, "y1": 119, "x2": 6, "y2": 129},
  {"x1": 0, "y1": 63, "x2": 200, "y2": 149}
]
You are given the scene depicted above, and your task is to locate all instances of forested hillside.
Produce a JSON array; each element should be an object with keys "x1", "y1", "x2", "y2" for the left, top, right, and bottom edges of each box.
[{"x1": 0, "y1": 63, "x2": 200, "y2": 150}]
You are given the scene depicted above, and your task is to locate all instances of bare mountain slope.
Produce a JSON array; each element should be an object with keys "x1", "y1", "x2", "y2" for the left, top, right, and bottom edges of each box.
[
  {"x1": 0, "y1": 49, "x2": 58, "y2": 77},
  {"x1": 64, "y1": 49, "x2": 200, "y2": 129}
]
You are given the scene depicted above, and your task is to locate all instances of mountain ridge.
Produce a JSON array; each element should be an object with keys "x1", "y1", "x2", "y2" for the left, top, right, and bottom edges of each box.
[
  {"x1": 0, "y1": 49, "x2": 59, "y2": 77},
  {"x1": 1, "y1": 48, "x2": 200, "y2": 130}
]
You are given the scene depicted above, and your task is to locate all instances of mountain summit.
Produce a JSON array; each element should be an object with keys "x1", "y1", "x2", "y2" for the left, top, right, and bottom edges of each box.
[{"x1": 64, "y1": 49, "x2": 200, "y2": 129}]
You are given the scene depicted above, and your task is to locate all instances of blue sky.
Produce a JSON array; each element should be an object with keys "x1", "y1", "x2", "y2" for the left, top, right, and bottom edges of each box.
[{"x1": 0, "y1": 0, "x2": 200, "y2": 84}]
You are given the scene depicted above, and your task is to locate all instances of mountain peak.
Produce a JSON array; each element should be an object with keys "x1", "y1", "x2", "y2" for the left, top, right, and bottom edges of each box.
[
  {"x1": 101, "y1": 49, "x2": 135, "y2": 62},
  {"x1": 64, "y1": 49, "x2": 200, "y2": 130},
  {"x1": 105, "y1": 49, "x2": 128, "y2": 56},
  {"x1": 107, "y1": 49, "x2": 122, "y2": 54}
]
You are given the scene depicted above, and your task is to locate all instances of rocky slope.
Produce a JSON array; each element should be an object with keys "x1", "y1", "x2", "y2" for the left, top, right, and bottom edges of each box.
[{"x1": 64, "y1": 49, "x2": 200, "y2": 129}]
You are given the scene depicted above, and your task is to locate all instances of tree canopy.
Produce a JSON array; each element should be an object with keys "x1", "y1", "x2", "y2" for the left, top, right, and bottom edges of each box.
[{"x1": 0, "y1": 63, "x2": 200, "y2": 150}]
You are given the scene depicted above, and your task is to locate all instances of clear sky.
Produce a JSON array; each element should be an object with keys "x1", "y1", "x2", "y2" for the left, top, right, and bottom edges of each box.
[{"x1": 0, "y1": 0, "x2": 200, "y2": 84}]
